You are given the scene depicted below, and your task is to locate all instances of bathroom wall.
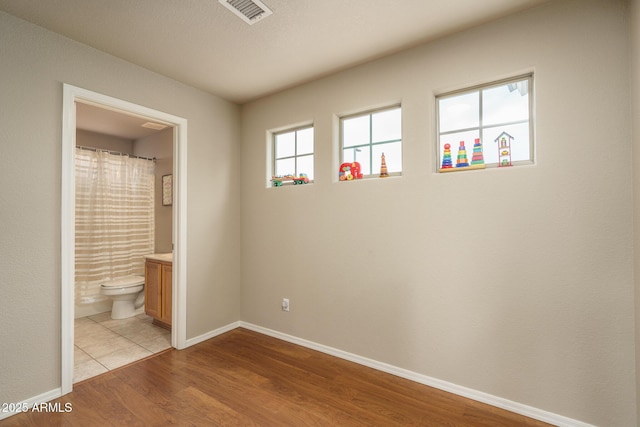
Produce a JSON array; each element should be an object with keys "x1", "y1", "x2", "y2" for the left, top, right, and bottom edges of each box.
[
  {"x1": 135, "y1": 127, "x2": 173, "y2": 254},
  {"x1": 76, "y1": 129, "x2": 133, "y2": 154},
  {"x1": 0, "y1": 10, "x2": 241, "y2": 408},
  {"x1": 240, "y1": 0, "x2": 635, "y2": 425}
]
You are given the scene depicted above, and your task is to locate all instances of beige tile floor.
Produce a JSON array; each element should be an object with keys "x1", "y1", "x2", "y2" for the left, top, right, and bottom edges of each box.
[{"x1": 74, "y1": 312, "x2": 171, "y2": 383}]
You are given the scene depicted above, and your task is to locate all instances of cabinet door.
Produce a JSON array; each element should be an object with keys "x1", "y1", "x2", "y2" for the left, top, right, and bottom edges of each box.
[
  {"x1": 161, "y1": 264, "x2": 172, "y2": 325},
  {"x1": 145, "y1": 261, "x2": 162, "y2": 319}
]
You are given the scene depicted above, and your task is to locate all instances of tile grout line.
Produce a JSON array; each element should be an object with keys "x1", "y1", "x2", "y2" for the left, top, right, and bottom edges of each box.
[{"x1": 74, "y1": 314, "x2": 171, "y2": 383}]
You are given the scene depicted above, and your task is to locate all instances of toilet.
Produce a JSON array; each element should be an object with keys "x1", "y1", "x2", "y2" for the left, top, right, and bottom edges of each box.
[{"x1": 100, "y1": 275, "x2": 145, "y2": 319}]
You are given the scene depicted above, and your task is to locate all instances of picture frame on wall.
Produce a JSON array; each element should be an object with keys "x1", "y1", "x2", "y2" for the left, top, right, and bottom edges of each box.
[{"x1": 162, "y1": 174, "x2": 172, "y2": 206}]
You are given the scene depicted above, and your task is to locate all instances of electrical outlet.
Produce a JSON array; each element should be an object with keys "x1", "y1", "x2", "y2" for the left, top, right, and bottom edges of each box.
[{"x1": 281, "y1": 298, "x2": 290, "y2": 312}]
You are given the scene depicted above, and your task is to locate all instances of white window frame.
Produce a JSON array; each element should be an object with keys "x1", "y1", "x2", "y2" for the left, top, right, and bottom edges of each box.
[
  {"x1": 339, "y1": 105, "x2": 403, "y2": 179},
  {"x1": 272, "y1": 124, "x2": 314, "y2": 186},
  {"x1": 436, "y1": 74, "x2": 534, "y2": 172}
]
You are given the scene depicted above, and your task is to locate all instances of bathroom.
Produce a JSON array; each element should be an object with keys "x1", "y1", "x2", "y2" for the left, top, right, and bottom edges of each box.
[{"x1": 73, "y1": 102, "x2": 174, "y2": 383}]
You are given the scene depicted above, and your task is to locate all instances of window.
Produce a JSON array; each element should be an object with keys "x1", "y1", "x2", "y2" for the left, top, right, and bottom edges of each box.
[
  {"x1": 340, "y1": 106, "x2": 402, "y2": 178},
  {"x1": 436, "y1": 75, "x2": 533, "y2": 172},
  {"x1": 273, "y1": 125, "x2": 314, "y2": 184}
]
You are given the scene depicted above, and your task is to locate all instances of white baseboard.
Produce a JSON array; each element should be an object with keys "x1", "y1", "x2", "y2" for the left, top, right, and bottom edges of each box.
[
  {"x1": 184, "y1": 320, "x2": 241, "y2": 348},
  {"x1": 0, "y1": 388, "x2": 62, "y2": 421},
  {"x1": 238, "y1": 322, "x2": 595, "y2": 427}
]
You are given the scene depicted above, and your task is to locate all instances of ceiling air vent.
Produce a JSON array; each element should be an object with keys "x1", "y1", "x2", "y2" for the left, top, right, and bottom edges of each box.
[
  {"x1": 219, "y1": 0, "x2": 272, "y2": 25},
  {"x1": 141, "y1": 122, "x2": 168, "y2": 130}
]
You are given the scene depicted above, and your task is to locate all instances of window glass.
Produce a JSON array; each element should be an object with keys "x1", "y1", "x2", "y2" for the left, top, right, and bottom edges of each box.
[
  {"x1": 275, "y1": 132, "x2": 295, "y2": 158},
  {"x1": 275, "y1": 158, "x2": 295, "y2": 177},
  {"x1": 343, "y1": 115, "x2": 370, "y2": 148},
  {"x1": 372, "y1": 108, "x2": 401, "y2": 142},
  {"x1": 372, "y1": 142, "x2": 402, "y2": 174},
  {"x1": 437, "y1": 75, "x2": 533, "y2": 171},
  {"x1": 341, "y1": 106, "x2": 402, "y2": 178},
  {"x1": 438, "y1": 92, "x2": 479, "y2": 133},
  {"x1": 296, "y1": 155, "x2": 314, "y2": 179},
  {"x1": 483, "y1": 81, "x2": 529, "y2": 126},
  {"x1": 272, "y1": 125, "x2": 314, "y2": 185},
  {"x1": 296, "y1": 127, "x2": 314, "y2": 155},
  {"x1": 484, "y1": 122, "x2": 530, "y2": 164}
]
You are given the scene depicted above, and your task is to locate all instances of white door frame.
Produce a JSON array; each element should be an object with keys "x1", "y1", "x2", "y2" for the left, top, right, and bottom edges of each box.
[{"x1": 61, "y1": 84, "x2": 188, "y2": 395}]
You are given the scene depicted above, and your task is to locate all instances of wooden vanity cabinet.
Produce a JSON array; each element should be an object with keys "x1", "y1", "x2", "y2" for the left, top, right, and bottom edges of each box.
[{"x1": 145, "y1": 259, "x2": 172, "y2": 330}]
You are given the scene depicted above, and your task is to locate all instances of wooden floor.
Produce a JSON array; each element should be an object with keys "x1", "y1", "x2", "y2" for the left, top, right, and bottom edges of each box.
[{"x1": 2, "y1": 328, "x2": 552, "y2": 426}]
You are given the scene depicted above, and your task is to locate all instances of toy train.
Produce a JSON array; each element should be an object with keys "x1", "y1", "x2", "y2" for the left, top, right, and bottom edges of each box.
[{"x1": 271, "y1": 173, "x2": 309, "y2": 187}]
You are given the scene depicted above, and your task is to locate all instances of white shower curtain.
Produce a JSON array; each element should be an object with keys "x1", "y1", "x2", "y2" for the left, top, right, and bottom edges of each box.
[{"x1": 75, "y1": 148, "x2": 155, "y2": 304}]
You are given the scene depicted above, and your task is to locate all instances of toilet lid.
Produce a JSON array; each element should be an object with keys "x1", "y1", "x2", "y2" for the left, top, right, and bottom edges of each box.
[{"x1": 101, "y1": 275, "x2": 145, "y2": 288}]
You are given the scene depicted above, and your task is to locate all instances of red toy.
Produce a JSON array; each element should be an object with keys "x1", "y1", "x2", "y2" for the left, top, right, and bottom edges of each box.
[{"x1": 339, "y1": 162, "x2": 363, "y2": 181}]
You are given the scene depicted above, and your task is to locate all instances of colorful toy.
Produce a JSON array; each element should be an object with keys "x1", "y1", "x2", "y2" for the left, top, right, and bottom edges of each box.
[
  {"x1": 439, "y1": 140, "x2": 485, "y2": 173},
  {"x1": 470, "y1": 138, "x2": 484, "y2": 166},
  {"x1": 441, "y1": 143, "x2": 453, "y2": 169},
  {"x1": 495, "y1": 131, "x2": 514, "y2": 167},
  {"x1": 379, "y1": 153, "x2": 389, "y2": 178},
  {"x1": 455, "y1": 141, "x2": 469, "y2": 168},
  {"x1": 271, "y1": 173, "x2": 310, "y2": 187},
  {"x1": 339, "y1": 162, "x2": 363, "y2": 181}
]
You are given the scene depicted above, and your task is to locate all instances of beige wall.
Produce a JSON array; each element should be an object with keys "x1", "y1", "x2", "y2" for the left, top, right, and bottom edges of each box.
[
  {"x1": 632, "y1": 0, "x2": 640, "y2": 423},
  {"x1": 0, "y1": 10, "x2": 241, "y2": 406},
  {"x1": 240, "y1": 0, "x2": 634, "y2": 425}
]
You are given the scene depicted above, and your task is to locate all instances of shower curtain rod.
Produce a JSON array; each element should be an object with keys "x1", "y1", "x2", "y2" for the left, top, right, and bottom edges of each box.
[{"x1": 76, "y1": 145, "x2": 156, "y2": 162}]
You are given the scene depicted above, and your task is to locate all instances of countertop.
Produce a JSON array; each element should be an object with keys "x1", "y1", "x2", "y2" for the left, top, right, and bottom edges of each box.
[{"x1": 144, "y1": 253, "x2": 173, "y2": 263}]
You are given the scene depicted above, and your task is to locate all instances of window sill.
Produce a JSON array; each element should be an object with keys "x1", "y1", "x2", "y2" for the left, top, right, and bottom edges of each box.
[
  {"x1": 269, "y1": 179, "x2": 314, "y2": 188},
  {"x1": 339, "y1": 172, "x2": 402, "y2": 181},
  {"x1": 439, "y1": 164, "x2": 486, "y2": 173},
  {"x1": 438, "y1": 158, "x2": 535, "y2": 173}
]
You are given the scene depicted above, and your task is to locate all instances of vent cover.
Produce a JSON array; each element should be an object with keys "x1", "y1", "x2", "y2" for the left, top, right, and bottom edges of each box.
[
  {"x1": 219, "y1": 0, "x2": 272, "y2": 25},
  {"x1": 141, "y1": 122, "x2": 168, "y2": 130}
]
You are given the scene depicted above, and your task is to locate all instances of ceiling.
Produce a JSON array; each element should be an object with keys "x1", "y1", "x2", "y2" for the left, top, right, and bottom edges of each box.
[
  {"x1": 76, "y1": 102, "x2": 170, "y2": 140},
  {"x1": 0, "y1": 0, "x2": 551, "y2": 105}
]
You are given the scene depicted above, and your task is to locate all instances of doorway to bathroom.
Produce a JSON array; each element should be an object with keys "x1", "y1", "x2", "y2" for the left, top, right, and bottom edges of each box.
[{"x1": 61, "y1": 84, "x2": 188, "y2": 395}]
